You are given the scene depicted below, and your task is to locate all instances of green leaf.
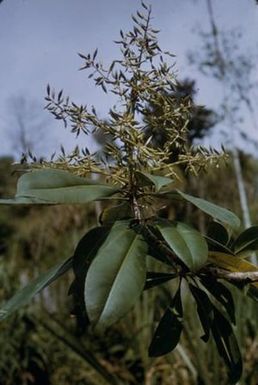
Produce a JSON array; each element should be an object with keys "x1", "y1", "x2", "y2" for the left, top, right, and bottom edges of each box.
[
  {"x1": 207, "y1": 222, "x2": 229, "y2": 245},
  {"x1": 69, "y1": 226, "x2": 110, "y2": 328},
  {"x1": 0, "y1": 257, "x2": 72, "y2": 321},
  {"x1": 200, "y1": 276, "x2": 236, "y2": 324},
  {"x1": 157, "y1": 221, "x2": 208, "y2": 271},
  {"x1": 148, "y1": 284, "x2": 183, "y2": 356},
  {"x1": 136, "y1": 171, "x2": 173, "y2": 191},
  {"x1": 176, "y1": 190, "x2": 241, "y2": 230},
  {"x1": 189, "y1": 284, "x2": 214, "y2": 342},
  {"x1": 205, "y1": 235, "x2": 234, "y2": 255},
  {"x1": 73, "y1": 226, "x2": 110, "y2": 278},
  {"x1": 140, "y1": 225, "x2": 176, "y2": 266},
  {"x1": 211, "y1": 307, "x2": 242, "y2": 384},
  {"x1": 233, "y1": 226, "x2": 258, "y2": 254},
  {"x1": 0, "y1": 169, "x2": 119, "y2": 205},
  {"x1": 84, "y1": 221, "x2": 147, "y2": 331},
  {"x1": 144, "y1": 272, "x2": 177, "y2": 290}
]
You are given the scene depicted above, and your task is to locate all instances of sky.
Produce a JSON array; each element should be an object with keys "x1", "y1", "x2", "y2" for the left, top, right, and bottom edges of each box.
[{"x1": 0, "y1": 0, "x2": 257, "y2": 158}]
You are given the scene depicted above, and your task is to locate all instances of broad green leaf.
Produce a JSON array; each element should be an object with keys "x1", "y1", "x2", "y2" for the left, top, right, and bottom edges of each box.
[
  {"x1": 176, "y1": 190, "x2": 241, "y2": 230},
  {"x1": 144, "y1": 272, "x2": 177, "y2": 290},
  {"x1": 85, "y1": 221, "x2": 147, "y2": 331},
  {"x1": 141, "y1": 225, "x2": 176, "y2": 266},
  {"x1": 69, "y1": 226, "x2": 110, "y2": 328},
  {"x1": 189, "y1": 284, "x2": 213, "y2": 342},
  {"x1": 0, "y1": 169, "x2": 119, "y2": 205},
  {"x1": 136, "y1": 171, "x2": 173, "y2": 191},
  {"x1": 233, "y1": 226, "x2": 258, "y2": 254},
  {"x1": 200, "y1": 276, "x2": 236, "y2": 324},
  {"x1": 211, "y1": 307, "x2": 242, "y2": 384},
  {"x1": 0, "y1": 257, "x2": 72, "y2": 320},
  {"x1": 157, "y1": 221, "x2": 208, "y2": 271},
  {"x1": 148, "y1": 285, "x2": 183, "y2": 356}
]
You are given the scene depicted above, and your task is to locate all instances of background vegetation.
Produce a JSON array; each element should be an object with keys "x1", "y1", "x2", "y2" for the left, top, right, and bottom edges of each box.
[{"x1": 0, "y1": 1, "x2": 258, "y2": 385}]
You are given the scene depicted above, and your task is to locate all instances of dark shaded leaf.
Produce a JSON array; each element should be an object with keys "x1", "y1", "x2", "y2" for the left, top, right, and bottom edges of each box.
[
  {"x1": 205, "y1": 235, "x2": 234, "y2": 254},
  {"x1": 99, "y1": 203, "x2": 133, "y2": 225},
  {"x1": 70, "y1": 227, "x2": 110, "y2": 330},
  {"x1": 144, "y1": 272, "x2": 177, "y2": 290},
  {"x1": 211, "y1": 307, "x2": 242, "y2": 384},
  {"x1": 233, "y1": 226, "x2": 258, "y2": 254},
  {"x1": 148, "y1": 285, "x2": 183, "y2": 356},
  {"x1": 189, "y1": 284, "x2": 213, "y2": 342},
  {"x1": 0, "y1": 257, "x2": 72, "y2": 320},
  {"x1": 73, "y1": 226, "x2": 110, "y2": 277},
  {"x1": 246, "y1": 285, "x2": 258, "y2": 302},
  {"x1": 207, "y1": 222, "x2": 229, "y2": 245},
  {"x1": 200, "y1": 276, "x2": 236, "y2": 324}
]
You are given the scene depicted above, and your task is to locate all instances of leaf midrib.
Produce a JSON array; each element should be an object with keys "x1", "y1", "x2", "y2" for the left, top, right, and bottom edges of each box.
[{"x1": 98, "y1": 230, "x2": 141, "y2": 322}]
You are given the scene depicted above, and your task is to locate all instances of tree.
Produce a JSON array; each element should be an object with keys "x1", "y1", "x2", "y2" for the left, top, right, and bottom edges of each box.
[
  {"x1": 5, "y1": 96, "x2": 53, "y2": 159},
  {"x1": 0, "y1": 3, "x2": 258, "y2": 384},
  {"x1": 189, "y1": 0, "x2": 258, "y2": 256}
]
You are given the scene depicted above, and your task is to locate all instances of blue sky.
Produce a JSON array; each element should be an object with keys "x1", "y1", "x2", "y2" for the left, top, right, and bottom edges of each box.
[{"x1": 0, "y1": 0, "x2": 257, "y2": 157}]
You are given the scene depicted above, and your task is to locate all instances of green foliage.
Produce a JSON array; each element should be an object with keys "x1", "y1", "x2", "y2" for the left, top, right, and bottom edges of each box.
[
  {"x1": 0, "y1": 169, "x2": 119, "y2": 204},
  {"x1": 149, "y1": 283, "x2": 183, "y2": 357},
  {"x1": 176, "y1": 190, "x2": 241, "y2": 230},
  {"x1": 157, "y1": 220, "x2": 208, "y2": 271},
  {"x1": 85, "y1": 221, "x2": 147, "y2": 331},
  {"x1": 0, "y1": 257, "x2": 72, "y2": 320},
  {"x1": 0, "y1": 3, "x2": 257, "y2": 384}
]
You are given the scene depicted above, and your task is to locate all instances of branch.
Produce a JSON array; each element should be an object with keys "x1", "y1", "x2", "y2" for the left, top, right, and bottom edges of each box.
[{"x1": 205, "y1": 267, "x2": 258, "y2": 283}]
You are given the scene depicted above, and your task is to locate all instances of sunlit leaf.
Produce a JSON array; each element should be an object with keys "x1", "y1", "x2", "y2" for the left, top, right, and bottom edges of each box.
[
  {"x1": 176, "y1": 190, "x2": 241, "y2": 230},
  {"x1": 208, "y1": 251, "x2": 258, "y2": 302},
  {"x1": 0, "y1": 257, "x2": 72, "y2": 320},
  {"x1": 208, "y1": 251, "x2": 258, "y2": 273},
  {"x1": 136, "y1": 171, "x2": 173, "y2": 191},
  {"x1": 0, "y1": 169, "x2": 119, "y2": 205},
  {"x1": 85, "y1": 221, "x2": 147, "y2": 331},
  {"x1": 157, "y1": 221, "x2": 208, "y2": 271}
]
